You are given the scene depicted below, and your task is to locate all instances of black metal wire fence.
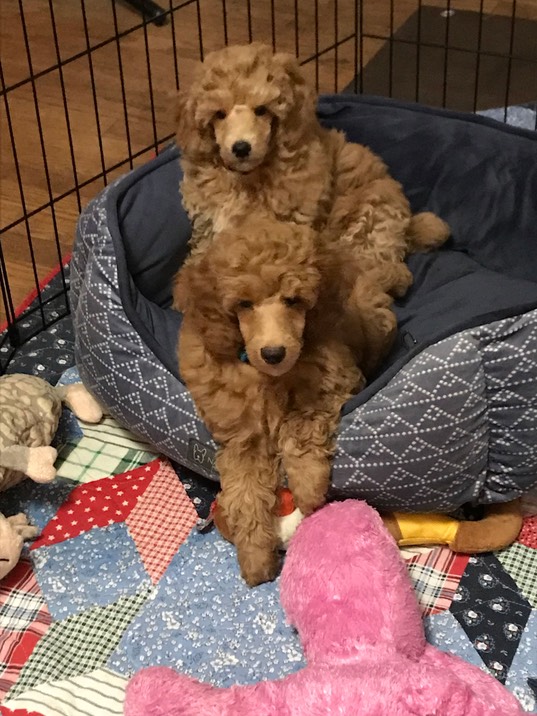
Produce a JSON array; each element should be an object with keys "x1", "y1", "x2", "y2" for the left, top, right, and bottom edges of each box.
[{"x1": 1, "y1": 0, "x2": 536, "y2": 373}]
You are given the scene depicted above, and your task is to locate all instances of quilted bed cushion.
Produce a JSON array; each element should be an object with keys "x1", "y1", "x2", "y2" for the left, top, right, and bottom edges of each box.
[{"x1": 72, "y1": 94, "x2": 537, "y2": 511}]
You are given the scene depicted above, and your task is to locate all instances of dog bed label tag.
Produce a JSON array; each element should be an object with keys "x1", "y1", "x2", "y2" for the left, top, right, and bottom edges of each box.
[{"x1": 187, "y1": 438, "x2": 217, "y2": 474}]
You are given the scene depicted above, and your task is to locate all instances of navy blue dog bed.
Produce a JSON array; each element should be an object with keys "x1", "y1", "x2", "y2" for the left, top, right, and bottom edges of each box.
[{"x1": 71, "y1": 95, "x2": 537, "y2": 512}]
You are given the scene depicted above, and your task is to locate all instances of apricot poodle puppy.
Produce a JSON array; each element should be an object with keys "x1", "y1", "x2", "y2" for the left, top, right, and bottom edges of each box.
[
  {"x1": 175, "y1": 42, "x2": 449, "y2": 294},
  {"x1": 174, "y1": 218, "x2": 398, "y2": 586}
]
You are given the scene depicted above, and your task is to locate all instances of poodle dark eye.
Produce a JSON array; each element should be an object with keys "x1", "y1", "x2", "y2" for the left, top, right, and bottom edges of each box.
[
  {"x1": 214, "y1": 110, "x2": 227, "y2": 120},
  {"x1": 283, "y1": 296, "x2": 301, "y2": 307},
  {"x1": 254, "y1": 105, "x2": 268, "y2": 116},
  {"x1": 238, "y1": 299, "x2": 253, "y2": 310}
]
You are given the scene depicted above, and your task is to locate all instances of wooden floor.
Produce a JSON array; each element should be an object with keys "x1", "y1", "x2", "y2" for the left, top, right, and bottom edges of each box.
[{"x1": 1, "y1": 0, "x2": 535, "y2": 324}]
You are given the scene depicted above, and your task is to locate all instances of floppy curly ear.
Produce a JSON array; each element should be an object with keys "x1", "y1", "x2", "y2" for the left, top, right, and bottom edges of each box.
[
  {"x1": 271, "y1": 52, "x2": 317, "y2": 141},
  {"x1": 173, "y1": 258, "x2": 243, "y2": 360},
  {"x1": 175, "y1": 88, "x2": 214, "y2": 158}
]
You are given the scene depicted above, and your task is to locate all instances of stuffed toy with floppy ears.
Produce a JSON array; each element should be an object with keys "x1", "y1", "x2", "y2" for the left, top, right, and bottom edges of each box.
[
  {"x1": 0, "y1": 373, "x2": 103, "y2": 579},
  {"x1": 124, "y1": 500, "x2": 523, "y2": 715}
]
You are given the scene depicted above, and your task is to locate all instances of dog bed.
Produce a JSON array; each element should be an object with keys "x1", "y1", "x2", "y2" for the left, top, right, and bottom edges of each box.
[{"x1": 71, "y1": 94, "x2": 537, "y2": 512}]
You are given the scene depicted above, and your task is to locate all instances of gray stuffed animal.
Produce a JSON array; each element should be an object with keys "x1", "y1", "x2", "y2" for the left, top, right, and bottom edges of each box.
[{"x1": 0, "y1": 373, "x2": 103, "y2": 579}]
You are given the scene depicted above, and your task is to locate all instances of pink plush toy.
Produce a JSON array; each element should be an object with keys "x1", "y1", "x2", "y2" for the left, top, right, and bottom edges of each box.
[{"x1": 124, "y1": 500, "x2": 523, "y2": 715}]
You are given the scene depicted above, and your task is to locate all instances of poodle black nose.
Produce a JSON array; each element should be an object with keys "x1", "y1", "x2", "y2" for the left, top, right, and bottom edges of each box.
[
  {"x1": 232, "y1": 140, "x2": 251, "y2": 159},
  {"x1": 261, "y1": 346, "x2": 286, "y2": 365}
]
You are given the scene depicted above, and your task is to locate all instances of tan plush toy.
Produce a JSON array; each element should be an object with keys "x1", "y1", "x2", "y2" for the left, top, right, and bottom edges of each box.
[
  {"x1": 0, "y1": 513, "x2": 40, "y2": 581},
  {"x1": 212, "y1": 488, "x2": 522, "y2": 555},
  {"x1": 0, "y1": 373, "x2": 103, "y2": 579},
  {"x1": 382, "y1": 502, "x2": 523, "y2": 553}
]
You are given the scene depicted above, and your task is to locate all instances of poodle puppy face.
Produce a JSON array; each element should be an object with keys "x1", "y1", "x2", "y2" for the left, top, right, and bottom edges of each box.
[
  {"x1": 175, "y1": 43, "x2": 315, "y2": 171},
  {"x1": 176, "y1": 220, "x2": 320, "y2": 375},
  {"x1": 212, "y1": 102, "x2": 273, "y2": 173},
  {"x1": 230, "y1": 274, "x2": 314, "y2": 377}
]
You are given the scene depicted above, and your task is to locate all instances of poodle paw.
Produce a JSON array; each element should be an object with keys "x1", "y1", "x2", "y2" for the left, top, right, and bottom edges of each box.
[
  {"x1": 239, "y1": 548, "x2": 280, "y2": 587},
  {"x1": 389, "y1": 272, "x2": 413, "y2": 298},
  {"x1": 293, "y1": 495, "x2": 326, "y2": 517},
  {"x1": 7, "y1": 514, "x2": 38, "y2": 540},
  {"x1": 289, "y1": 460, "x2": 330, "y2": 516},
  {"x1": 26, "y1": 446, "x2": 57, "y2": 483},
  {"x1": 377, "y1": 307, "x2": 398, "y2": 335}
]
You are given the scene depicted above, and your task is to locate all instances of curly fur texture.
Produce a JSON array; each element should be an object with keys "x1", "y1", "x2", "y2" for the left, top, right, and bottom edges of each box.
[
  {"x1": 174, "y1": 219, "x2": 397, "y2": 586},
  {"x1": 175, "y1": 42, "x2": 450, "y2": 291}
]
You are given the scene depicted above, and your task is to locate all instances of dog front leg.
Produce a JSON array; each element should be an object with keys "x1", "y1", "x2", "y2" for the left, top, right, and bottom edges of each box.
[
  {"x1": 216, "y1": 439, "x2": 281, "y2": 587},
  {"x1": 279, "y1": 412, "x2": 337, "y2": 517}
]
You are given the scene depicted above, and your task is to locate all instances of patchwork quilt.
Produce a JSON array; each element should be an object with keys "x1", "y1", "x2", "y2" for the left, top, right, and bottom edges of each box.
[{"x1": 0, "y1": 368, "x2": 536, "y2": 714}]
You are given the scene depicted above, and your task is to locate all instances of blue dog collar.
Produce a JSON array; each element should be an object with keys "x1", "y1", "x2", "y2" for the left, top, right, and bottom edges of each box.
[{"x1": 238, "y1": 347, "x2": 250, "y2": 364}]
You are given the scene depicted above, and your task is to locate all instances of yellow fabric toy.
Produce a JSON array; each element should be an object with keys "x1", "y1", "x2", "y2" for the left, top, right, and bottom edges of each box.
[{"x1": 382, "y1": 501, "x2": 523, "y2": 553}]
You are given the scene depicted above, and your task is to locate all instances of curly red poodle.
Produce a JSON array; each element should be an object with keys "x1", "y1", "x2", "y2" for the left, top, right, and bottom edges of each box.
[
  {"x1": 174, "y1": 218, "x2": 398, "y2": 586},
  {"x1": 175, "y1": 42, "x2": 449, "y2": 295}
]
